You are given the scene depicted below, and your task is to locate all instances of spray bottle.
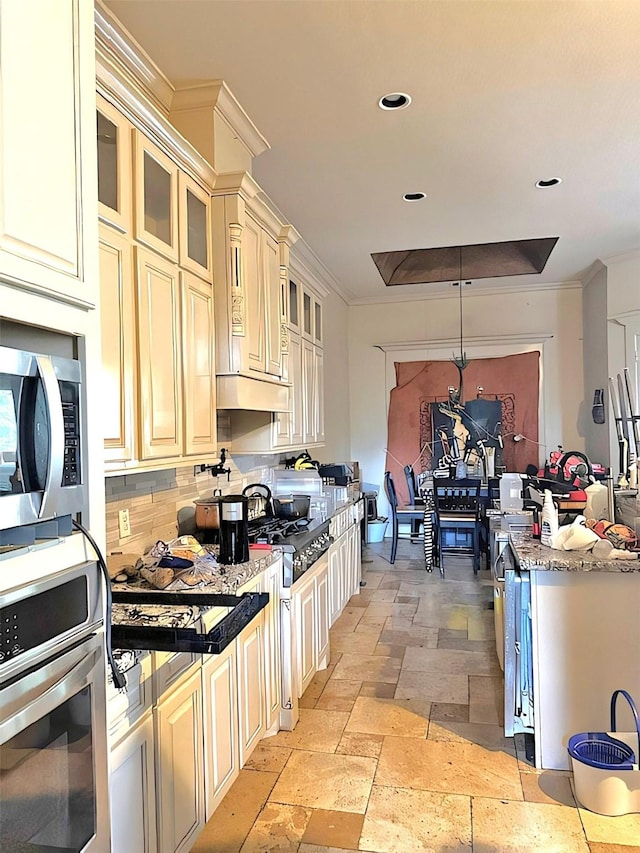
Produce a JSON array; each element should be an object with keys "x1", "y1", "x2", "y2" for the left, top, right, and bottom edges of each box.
[{"x1": 540, "y1": 489, "x2": 559, "y2": 546}]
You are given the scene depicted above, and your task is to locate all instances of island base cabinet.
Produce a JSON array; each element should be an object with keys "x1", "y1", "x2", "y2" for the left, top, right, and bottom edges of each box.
[
  {"x1": 154, "y1": 669, "x2": 205, "y2": 853},
  {"x1": 237, "y1": 612, "x2": 266, "y2": 766},
  {"x1": 202, "y1": 642, "x2": 239, "y2": 821},
  {"x1": 109, "y1": 711, "x2": 157, "y2": 853}
]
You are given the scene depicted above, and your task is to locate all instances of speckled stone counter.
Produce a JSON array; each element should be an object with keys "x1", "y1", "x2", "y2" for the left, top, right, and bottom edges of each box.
[{"x1": 510, "y1": 530, "x2": 640, "y2": 573}]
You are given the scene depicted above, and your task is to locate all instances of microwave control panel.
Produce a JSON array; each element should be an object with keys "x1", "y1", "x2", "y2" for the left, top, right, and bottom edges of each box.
[{"x1": 60, "y1": 381, "x2": 81, "y2": 486}]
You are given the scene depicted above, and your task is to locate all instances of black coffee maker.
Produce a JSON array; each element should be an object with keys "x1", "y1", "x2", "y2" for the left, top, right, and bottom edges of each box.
[{"x1": 218, "y1": 495, "x2": 249, "y2": 565}]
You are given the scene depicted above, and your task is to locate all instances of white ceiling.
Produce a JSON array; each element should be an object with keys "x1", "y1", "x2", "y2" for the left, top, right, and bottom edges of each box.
[{"x1": 107, "y1": 0, "x2": 640, "y2": 302}]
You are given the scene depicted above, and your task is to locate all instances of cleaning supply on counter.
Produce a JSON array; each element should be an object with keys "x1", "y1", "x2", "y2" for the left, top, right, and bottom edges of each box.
[
  {"x1": 532, "y1": 506, "x2": 541, "y2": 539},
  {"x1": 584, "y1": 482, "x2": 609, "y2": 521},
  {"x1": 540, "y1": 489, "x2": 559, "y2": 546},
  {"x1": 550, "y1": 516, "x2": 600, "y2": 551}
]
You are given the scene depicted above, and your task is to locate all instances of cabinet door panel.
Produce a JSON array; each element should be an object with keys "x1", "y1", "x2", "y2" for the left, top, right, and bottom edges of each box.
[
  {"x1": 181, "y1": 271, "x2": 216, "y2": 456},
  {"x1": 237, "y1": 615, "x2": 265, "y2": 765},
  {"x1": 155, "y1": 671, "x2": 204, "y2": 853},
  {"x1": 316, "y1": 569, "x2": 329, "y2": 666},
  {"x1": 296, "y1": 579, "x2": 316, "y2": 696},
  {"x1": 134, "y1": 132, "x2": 179, "y2": 261},
  {"x1": 0, "y1": 0, "x2": 96, "y2": 302},
  {"x1": 110, "y1": 713, "x2": 157, "y2": 853},
  {"x1": 203, "y1": 643, "x2": 239, "y2": 820},
  {"x1": 302, "y1": 339, "x2": 316, "y2": 444},
  {"x1": 263, "y1": 563, "x2": 281, "y2": 726},
  {"x1": 263, "y1": 232, "x2": 282, "y2": 376},
  {"x1": 136, "y1": 248, "x2": 182, "y2": 459},
  {"x1": 179, "y1": 171, "x2": 211, "y2": 279},
  {"x1": 99, "y1": 227, "x2": 136, "y2": 463},
  {"x1": 314, "y1": 346, "x2": 325, "y2": 444},
  {"x1": 97, "y1": 95, "x2": 132, "y2": 233},
  {"x1": 328, "y1": 544, "x2": 342, "y2": 625},
  {"x1": 243, "y1": 215, "x2": 265, "y2": 372}
]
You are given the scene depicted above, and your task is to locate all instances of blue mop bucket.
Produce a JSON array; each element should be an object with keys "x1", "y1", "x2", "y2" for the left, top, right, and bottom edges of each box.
[{"x1": 568, "y1": 690, "x2": 640, "y2": 816}]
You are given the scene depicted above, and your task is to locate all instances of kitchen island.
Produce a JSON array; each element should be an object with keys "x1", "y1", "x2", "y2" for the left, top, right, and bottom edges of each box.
[{"x1": 504, "y1": 531, "x2": 640, "y2": 770}]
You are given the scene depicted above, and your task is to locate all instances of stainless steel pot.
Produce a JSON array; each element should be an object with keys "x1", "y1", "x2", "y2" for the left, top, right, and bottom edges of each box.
[
  {"x1": 194, "y1": 489, "x2": 223, "y2": 529},
  {"x1": 272, "y1": 494, "x2": 310, "y2": 520}
]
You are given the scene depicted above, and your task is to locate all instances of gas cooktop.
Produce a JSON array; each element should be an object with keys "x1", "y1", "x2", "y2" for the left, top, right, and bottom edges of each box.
[{"x1": 248, "y1": 516, "x2": 328, "y2": 551}]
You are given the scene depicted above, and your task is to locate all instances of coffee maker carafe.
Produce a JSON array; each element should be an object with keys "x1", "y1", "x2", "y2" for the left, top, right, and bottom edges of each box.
[{"x1": 218, "y1": 495, "x2": 249, "y2": 565}]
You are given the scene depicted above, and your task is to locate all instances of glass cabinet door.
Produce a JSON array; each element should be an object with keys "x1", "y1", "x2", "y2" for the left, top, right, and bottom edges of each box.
[
  {"x1": 178, "y1": 172, "x2": 211, "y2": 279},
  {"x1": 314, "y1": 300, "x2": 322, "y2": 345},
  {"x1": 134, "y1": 131, "x2": 179, "y2": 261},
  {"x1": 96, "y1": 96, "x2": 132, "y2": 232},
  {"x1": 303, "y1": 292, "x2": 312, "y2": 339},
  {"x1": 289, "y1": 280, "x2": 300, "y2": 331}
]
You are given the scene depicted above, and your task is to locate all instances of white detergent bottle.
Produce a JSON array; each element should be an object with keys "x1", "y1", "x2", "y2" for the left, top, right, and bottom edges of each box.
[
  {"x1": 584, "y1": 482, "x2": 609, "y2": 521},
  {"x1": 540, "y1": 489, "x2": 559, "y2": 546}
]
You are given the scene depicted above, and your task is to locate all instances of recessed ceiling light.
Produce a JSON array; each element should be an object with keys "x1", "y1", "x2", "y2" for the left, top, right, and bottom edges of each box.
[
  {"x1": 403, "y1": 192, "x2": 426, "y2": 202},
  {"x1": 378, "y1": 92, "x2": 411, "y2": 110},
  {"x1": 536, "y1": 177, "x2": 562, "y2": 188}
]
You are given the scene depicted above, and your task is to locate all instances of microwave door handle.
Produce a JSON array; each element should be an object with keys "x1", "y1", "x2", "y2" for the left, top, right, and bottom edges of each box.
[{"x1": 35, "y1": 355, "x2": 64, "y2": 520}]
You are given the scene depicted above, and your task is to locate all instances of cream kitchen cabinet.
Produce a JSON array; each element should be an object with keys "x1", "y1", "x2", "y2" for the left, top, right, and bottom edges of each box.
[
  {"x1": 0, "y1": 0, "x2": 98, "y2": 307},
  {"x1": 236, "y1": 610, "x2": 266, "y2": 766},
  {"x1": 292, "y1": 553, "x2": 330, "y2": 697},
  {"x1": 97, "y1": 95, "x2": 133, "y2": 234},
  {"x1": 202, "y1": 641, "x2": 239, "y2": 820},
  {"x1": 134, "y1": 131, "x2": 180, "y2": 262},
  {"x1": 155, "y1": 668, "x2": 205, "y2": 853},
  {"x1": 179, "y1": 171, "x2": 212, "y2": 281},
  {"x1": 99, "y1": 226, "x2": 137, "y2": 464},
  {"x1": 109, "y1": 711, "x2": 158, "y2": 853}
]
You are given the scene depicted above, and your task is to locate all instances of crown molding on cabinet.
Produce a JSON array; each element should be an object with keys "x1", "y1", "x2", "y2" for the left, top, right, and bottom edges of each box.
[
  {"x1": 171, "y1": 82, "x2": 270, "y2": 162},
  {"x1": 95, "y1": 2, "x2": 217, "y2": 190}
]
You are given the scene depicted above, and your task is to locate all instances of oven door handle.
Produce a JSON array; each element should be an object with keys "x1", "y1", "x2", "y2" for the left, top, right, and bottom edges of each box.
[{"x1": 0, "y1": 634, "x2": 101, "y2": 743}]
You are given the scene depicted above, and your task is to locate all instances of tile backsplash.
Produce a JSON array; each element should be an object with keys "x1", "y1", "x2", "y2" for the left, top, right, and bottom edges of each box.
[{"x1": 105, "y1": 453, "x2": 276, "y2": 556}]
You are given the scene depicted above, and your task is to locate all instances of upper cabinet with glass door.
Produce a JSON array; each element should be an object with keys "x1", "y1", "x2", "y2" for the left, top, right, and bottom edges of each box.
[
  {"x1": 133, "y1": 131, "x2": 179, "y2": 262},
  {"x1": 96, "y1": 95, "x2": 132, "y2": 234},
  {"x1": 178, "y1": 172, "x2": 212, "y2": 281}
]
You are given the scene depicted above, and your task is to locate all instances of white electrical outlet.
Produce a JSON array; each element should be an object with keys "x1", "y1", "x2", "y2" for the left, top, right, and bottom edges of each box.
[{"x1": 118, "y1": 508, "x2": 131, "y2": 538}]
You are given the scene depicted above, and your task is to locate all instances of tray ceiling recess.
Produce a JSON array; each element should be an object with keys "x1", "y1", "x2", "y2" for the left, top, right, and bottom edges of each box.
[{"x1": 371, "y1": 237, "x2": 559, "y2": 287}]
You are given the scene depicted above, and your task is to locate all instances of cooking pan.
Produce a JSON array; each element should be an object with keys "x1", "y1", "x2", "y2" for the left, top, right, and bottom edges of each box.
[
  {"x1": 242, "y1": 483, "x2": 273, "y2": 518},
  {"x1": 272, "y1": 494, "x2": 311, "y2": 520},
  {"x1": 194, "y1": 488, "x2": 223, "y2": 529}
]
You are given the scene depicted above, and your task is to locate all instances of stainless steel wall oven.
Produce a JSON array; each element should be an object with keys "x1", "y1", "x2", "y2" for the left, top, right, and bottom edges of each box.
[{"x1": 0, "y1": 561, "x2": 109, "y2": 852}]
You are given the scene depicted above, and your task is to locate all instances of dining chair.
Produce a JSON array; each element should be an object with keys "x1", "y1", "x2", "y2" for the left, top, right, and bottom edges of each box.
[
  {"x1": 384, "y1": 471, "x2": 425, "y2": 564},
  {"x1": 433, "y1": 478, "x2": 483, "y2": 575},
  {"x1": 404, "y1": 465, "x2": 425, "y2": 538}
]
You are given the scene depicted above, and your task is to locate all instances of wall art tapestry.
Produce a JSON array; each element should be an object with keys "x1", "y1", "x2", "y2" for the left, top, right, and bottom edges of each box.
[{"x1": 386, "y1": 352, "x2": 540, "y2": 505}]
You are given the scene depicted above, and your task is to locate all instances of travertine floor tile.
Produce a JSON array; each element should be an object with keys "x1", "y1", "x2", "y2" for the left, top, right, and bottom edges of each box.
[
  {"x1": 430, "y1": 702, "x2": 470, "y2": 722},
  {"x1": 378, "y1": 578, "x2": 402, "y2": 590},
  {"x1": 245, "y1": 742, "x2": 293, "y2": 774},
  {"x1": 329, "y1": 631, "x2": 380, "y2": 656},
  {"x1": 472, "y1": 797, "x2": 589, "y2": 852},
  {"x1": 267, "y1": 708, "x2": 349, "y2": 752},
  {"x1": 359, "y1": 602, "x2": 419, "y2": 624},
  {"x1": 428, "y1": 720, "x2": 515, "y2": 754},
  {"x1": 299, "y1": 666, "x2": 335, "y2": 709},
  {"x1": 438, "y1": 636, "x2": 496, "y2": 652},
  {"x1": 359, "y1": 681, "x2": 396, "y2": 698},
  {"x1": 299, "y1": 845, "x2": 366, "y2": 853},
  {"x1": 588, "y1": 844, "x2": 640, "y2": 853},
  {"x1": 331, "y1": 607, "x2": 365, "y2": 633},
  {"x1": 579, "y1": 806, "x2": 640, "y2": 846},
  {"x1": 375, "y1": 736, "x2": 522, "y2": 799},
  {"x1": 359, "y1": 785, "x2": 471, "y2": 852},
  {"x1": 378, "y1": 625, "x2": 439, "y2": 648},
  {"x1": 315, "y1": 679, "x2": 362, "y2": 712},
  {"x1": 357, "y1": 588, "x2": 398, "y2": 603},
  {"x1": 373, "y1": 642, "x2": 406, "y2": 658},
  {"x1": 345, "y1": 695, "x2": 430, "y2": 738},
  {"x1": 269, "y1": 750, "x2": 376, "y2": 813},
  {"x1": 190, "y1": 769, "x2": 278, "y2": 852},
  {"x1": 402, "y1": 646, "x2": 499, "y2": 675},
  {"x1": 520, "y1": 770, "x2": 576, "y2": 807},
  {"x1": 301, "y1": 808, "x2": 364, "y2": 849},
  {"x1": 331, "y1": 653, "x2": 401, "y2": 684},
  {"x1": 412, "y1": 607, "x2": 469, "y2": 630},
  {"x1": 336, "y1": 731, "x2": 384, "y2": 758},
  {"x1": 469, "y1": 674, "x2": 504, "y2": 725},
  {"x1": 395, "y1": 669, "x2": 469, "y2": 704},
  {"x1": 239, "y1": 802, "x2": 311, "y2": 852}
]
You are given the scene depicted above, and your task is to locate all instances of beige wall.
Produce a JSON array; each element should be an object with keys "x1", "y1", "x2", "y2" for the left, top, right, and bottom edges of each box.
[
  {"x1": 582, "y1": 265, "x2": 610, "y2": 464},
  {"x1": 348, "y1": 286, "x2": 585, "y2": 506}
]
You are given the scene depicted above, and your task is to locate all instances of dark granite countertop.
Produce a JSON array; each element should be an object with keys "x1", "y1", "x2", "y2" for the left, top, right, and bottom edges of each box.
[{"x1": 510, "y1": 531, "x2": 640, "y2": 573}]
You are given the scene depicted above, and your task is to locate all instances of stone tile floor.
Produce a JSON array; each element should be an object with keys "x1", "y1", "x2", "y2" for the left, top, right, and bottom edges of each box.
[{"x1": 191, "y1": 542, "x2": 640, "y2": 852}]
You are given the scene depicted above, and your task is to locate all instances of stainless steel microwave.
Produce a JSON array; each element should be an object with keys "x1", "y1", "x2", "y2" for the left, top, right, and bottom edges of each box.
[{"x1": 0, "y1": 345, "x2": 86, "y2": 530}]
